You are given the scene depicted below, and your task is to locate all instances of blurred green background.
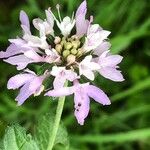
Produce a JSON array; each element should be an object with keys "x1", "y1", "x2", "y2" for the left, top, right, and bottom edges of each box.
[{"x1": 0, "y1": 0, "x2": 150, "y2": 150}]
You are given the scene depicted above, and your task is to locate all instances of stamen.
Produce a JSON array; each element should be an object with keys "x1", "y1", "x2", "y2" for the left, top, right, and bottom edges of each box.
[
  {"x1": 48, "y1": 7, "x2": 57, "y2": 21},
  {"x1": 56, "y1": 4, "x2": 62, "y2": 22},
  {"x1": 71, "y1": 11, "x2": 75, "y2": 22}
]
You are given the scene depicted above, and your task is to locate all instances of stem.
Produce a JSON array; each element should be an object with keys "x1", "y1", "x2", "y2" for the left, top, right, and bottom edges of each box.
[{"x1": 47, "y1": 81, "x2": 68, "y2": 150}]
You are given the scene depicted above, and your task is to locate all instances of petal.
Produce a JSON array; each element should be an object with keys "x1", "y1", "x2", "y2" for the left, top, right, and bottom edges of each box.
[
  {"x1": 86, "y1": 85, "x2": 111, "y2": 105},
  {"x1": 7, "y1": 73, "x2": 34, "y2": 90},
  {"x1": 65, "y1": 70, "x2": 78, "y2": 81},
  {"x1": 28, "y1": 76, "x2": 44, "y2": 91},
  {"x1": 99, "y1": 55, "x2": 123, "y2": 67},
  {"x1": 94, "y1": 41, "x2": 111, "y2": 56},
  {"x1": 16, "y1": 83, "x2": 33, "y2": 106},
  {"x1": 82, "y1": 69, "x2": 95, "y2": 81},
  {"x1": 32, "y1": 18, "x2": 43, "y2": 30},
  {"x1": 0, "y1": 44, "x2": 20, "y2": 58},
  {"x1": 9, "y1": 38, "x2": 26, "y2": 45},
  {"x1": 75, "y1": 1, "x2": 89, "y2": 37},
  {"x1": 45, "y1": 9, "x2": 54, "y2": 27},
  {"x1": 24, "y1": 50, "x2": 42, "y2": 61},
  {"x1": 45, "y1": 87, "x2": 74, "y2": 97},
  {"x1": 20, "y1": 10, "x2": 30, "y2": 28},
  {"x1": 21, "y1": 25, "x2": 31, "y2": 35},
  {"x1": 74, "y1": 90, "x2": 90, "y2": 125},
  {"x1": 99, "y1": 67, "x2": 125, "y2": 82},
  {"x1": 76, "y1": 0, "x2": 87, "y2": 17},
  {"x1": 76, "y1": 15, "x2": 89, "y2": 37},
  {"x1": 53, "y1": 76, "x2": 66, "y2": 89},
  {"x1": 51, "y1": 66, "x2": 65, "y2": 76},
  {"x1": 4, "y1": 55, "x2": 32, "y2": 70}
]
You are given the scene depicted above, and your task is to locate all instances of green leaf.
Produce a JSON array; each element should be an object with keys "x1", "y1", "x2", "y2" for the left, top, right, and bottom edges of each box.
[
  {"x1": 3, "y1": 125, "x2": 39, "y2": 150},
  {"x1": 34, "y1": 113, "x2": 69, "y2": 150}
]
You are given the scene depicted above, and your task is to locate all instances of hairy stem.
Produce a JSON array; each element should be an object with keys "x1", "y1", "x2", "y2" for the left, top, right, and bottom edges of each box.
[{"x1": 47, "y1": 81, "x2": 68, "y2": 150}]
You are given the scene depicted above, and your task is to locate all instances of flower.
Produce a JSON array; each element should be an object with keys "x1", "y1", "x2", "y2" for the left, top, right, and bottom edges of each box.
[
  {"x1": 79, "y1": 55, "x2": 100, "y2": 80},
  {"x1": 7, "y1": 70, "x2": 48, "y2": 106},
  {"x1": 97, "y1": 51, "x2": 124, "y2": 82},
  {"x1": 51, "y1": 66, "x2": 78, "y2": 89},
  {"x1": 0, "y1": 0, "x2": 124, "y2": 125},
  {"x1": 33, "y1": 9, "x2": 54, "y2": 36},
  {"x1": 45, "y1": 80, "x2": 110, "y2": 125}
]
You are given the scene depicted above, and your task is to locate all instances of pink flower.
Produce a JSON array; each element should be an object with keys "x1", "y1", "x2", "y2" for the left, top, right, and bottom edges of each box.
[
  {"x1": 45, "y1": 80, "x2": 110, "y2": 125},
  {"x1": 0, "y1": 1, "x2": 124, "y2": 125},
  {"x1": 97, "y1": 51, "x2": 124, "y2": 82},
  {"x1": 7, "y1": 70, "x2": 48, "y2": 105},
  {"x1": 51, "y1": 66, "x2": 78, "y2": 89},
  {"x1": 84, "y1": 24, "x2": 111, "y2": 52},
  {"x1": 33, "y1": 9, "x2": 54, "y2": 36}
]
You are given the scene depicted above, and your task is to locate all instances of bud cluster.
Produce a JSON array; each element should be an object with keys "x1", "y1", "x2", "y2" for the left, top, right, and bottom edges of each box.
[{"x1": 54, "y1": 36, "x2": 83, "y2": 65}]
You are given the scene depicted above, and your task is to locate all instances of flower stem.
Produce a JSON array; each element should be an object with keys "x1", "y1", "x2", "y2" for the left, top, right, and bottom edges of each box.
[{"x1": 47, "y1": 81, "x2": 68, "y2": 150}]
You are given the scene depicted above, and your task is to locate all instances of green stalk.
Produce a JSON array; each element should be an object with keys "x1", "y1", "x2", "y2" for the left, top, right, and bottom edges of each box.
[{"x1": 47, "y1": 81, "x2": 68, "y2": 150}]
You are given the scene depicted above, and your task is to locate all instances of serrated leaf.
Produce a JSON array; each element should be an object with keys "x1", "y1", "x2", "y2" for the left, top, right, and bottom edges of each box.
[
  {"x1": 3, "y1": 125, "x2": 39, "y2": 150},
  {"x1": 34, "y1": 113, "x2": 69, "y2": 150}
]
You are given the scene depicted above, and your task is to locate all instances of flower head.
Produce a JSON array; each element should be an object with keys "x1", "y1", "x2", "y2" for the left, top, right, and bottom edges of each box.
[{"x1": 0, "y1": 1, "x2": 124, "y2": 125}]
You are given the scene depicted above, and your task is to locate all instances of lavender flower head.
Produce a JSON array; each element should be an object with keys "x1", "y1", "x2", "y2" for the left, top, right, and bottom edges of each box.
[{"x1": 0, "y1": 1, "x2": 124, "y2": 125}]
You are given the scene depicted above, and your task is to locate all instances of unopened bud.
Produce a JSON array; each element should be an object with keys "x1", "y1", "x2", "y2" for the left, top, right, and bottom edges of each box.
[
  {"x1": 72, "y1": 40, "x2": 80, "y2": 49},
  {"x1": 54, "y1": 36, "x2": 61, "y2": 44},
  {"x1": 67, "y1": 54, "x2": 76, "y2": 65},
  {"x1": 55, "y1": 44, "x2": 62, "y2": 53},
  {"x1": 64, "y1": 42, "x2": 72, "y2": 50},
  {"x1": 63, "y1": 50, "x2": 70, "y2": 58},
  {"x1": 71, "y1": 48, "x2": 78, "y2": 55},
  {"x1": 71, "y1": 35, "x2": 78, "y2": 40},
  {"x1": 77, "y1": 48, "x2": 83, "y2": 57}
]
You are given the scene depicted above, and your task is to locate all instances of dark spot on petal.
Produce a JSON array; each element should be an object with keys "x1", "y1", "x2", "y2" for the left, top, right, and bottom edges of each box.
[{"x1": 78, "y1": 103, "x2": 81, "y2": 107}]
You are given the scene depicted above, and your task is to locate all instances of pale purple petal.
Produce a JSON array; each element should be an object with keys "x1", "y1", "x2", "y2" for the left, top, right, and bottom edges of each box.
[
  {"x1": 45, "y1": 10, "x2": 54, "y2": 27},
  {"x1": 76, "y1": 15, "x2": 89, "y2": 37},
  {"x1": 20, "y1": 10, "x2": 30, "y2": 28},
  {"x1": 53, "y1": 76, "x2": 66, "y2": 89},
  {"x1": 16, "y1": 83, "x2": 33, "y2": 106},
  {"x1": 76, "y1": 0, "x2": 87, "y2": 17},
  {"x1": 0, "y1": 44, "x2": 28, "y2": 58},
  {"x1": 65, "y1": 70, "x2": 78, "y2": 81},
  {"x1": 9, "y1": 38, "x2": 26, "y2": 46},
  {"x1": 32, "y1": 18, "x2": 43, "y2": 30},
  {"x1": 24, "y1": 50, "x2": 42, "y2": 61},
  {"x1": 74, "y1": 89, "x2": 90, "y2": 125},
  {"x1": 99, "y1": 67, "x2": 124, "y2": 82},
  {"x1": 99, "y1": 55, "x2": 123, "y2": 67},
  {"x1": 28, "y1": 76, "x2": 44, "y2": 91},
  {"x1": 4, "y1": 55, "x2": 33, "y2": 70},
  {"x1": 86, "y1": 85, "x2": 111, "y2": 105},
  {"x1": 0, "y1": 44, "x2": 19, "y2": 58},
  {"x1": 94, "y1": 41, "x2": 111, "y2": 56},
  {"x1": 7, "y1": 74, "x2": 34, "y2": 90},
  {"x1": 45, "y1": 87, "x2": 74, "y2": 97},
  {"x1": 75, "y1": 0, "x2": 89, "y2": 37},
  {"x1": 21, "y1": 25, "x2": 31, "y2": 35}
]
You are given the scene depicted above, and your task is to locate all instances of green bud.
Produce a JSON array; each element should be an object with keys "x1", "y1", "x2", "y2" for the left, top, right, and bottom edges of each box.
[
  {"x1": 71, "y1": 48, "x2": 78, "y2": 55},
  {"x1": 55, "y1": 44, "x2": 62, "y2": 53},
  {"x1": 64, "y1": 42, "x2": 72, "y2": 50},
  {"x1": 63, "y1": 50, "x2": 70, "y2": 58}
]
